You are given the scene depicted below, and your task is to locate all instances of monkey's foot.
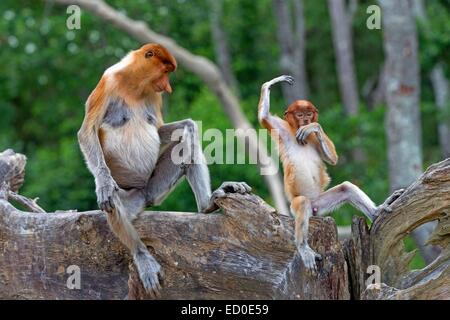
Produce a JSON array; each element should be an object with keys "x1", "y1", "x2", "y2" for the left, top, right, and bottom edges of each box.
[
  {"x1": 133, "y1": 249, "x2": 164, "y2": 298},
  {"x1": 203, "y1": 181, "x2": 252, "y2": 213},
  {"x1": 373, "y1": 188, "x2": 405, "y2": 219},
  {"x1": 297, "y1": 244, "x2": 322, "y2": 274}
]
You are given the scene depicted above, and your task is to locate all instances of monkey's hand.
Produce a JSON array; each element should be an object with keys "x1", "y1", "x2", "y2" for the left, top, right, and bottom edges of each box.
[
  {"x1": 203, "y1": 181, "x2": 252, "y2": 213},
  {"x1": 263, "y1": 75, "x2": 294, "y2": 90},
  {"x1": 95, "y1": 176, "x2": 119, "y2": 213},
  {"x1": 372, "y1": 188, "x2": 405, "y2": 220},
  {"x1": 297, "y1": 243, "x2": 322, "y2": 274},
  {"x1": 296, "y1": 123, "x2": 321, "y2": 145}
]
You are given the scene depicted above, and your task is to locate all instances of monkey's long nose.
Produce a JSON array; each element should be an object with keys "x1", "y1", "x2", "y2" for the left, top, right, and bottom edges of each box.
[{"x1": 164, "y1": 81, "x2": 172, "y2": 94}]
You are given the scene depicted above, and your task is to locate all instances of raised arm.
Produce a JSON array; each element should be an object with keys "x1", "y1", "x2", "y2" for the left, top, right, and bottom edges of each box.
[
  {"x1": 258, "y1": 75, "x2": 294, "y2": 133},
  {"x1": 297, "y1": 123, "x2": 338, "y2": 165}
]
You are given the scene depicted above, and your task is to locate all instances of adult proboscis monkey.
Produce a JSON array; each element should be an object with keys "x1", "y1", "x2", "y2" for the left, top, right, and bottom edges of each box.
[{"x1": 78, "y1": 43, "x2": 251, "y2": 297}]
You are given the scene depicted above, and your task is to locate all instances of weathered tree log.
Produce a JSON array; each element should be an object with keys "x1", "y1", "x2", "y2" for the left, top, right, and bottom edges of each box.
[
  {"x1": 345, "y1": 158, "x2": 450, "y2": 299},
  {"x1": 0, "y1": 150, "x2": 349, "y2": 299},
  {"x1": 0, "y1": 150, "x2": 449, "y2": 299},
  {"x1": 0, "y1": 191, "x2": 349, "y2": 299}
]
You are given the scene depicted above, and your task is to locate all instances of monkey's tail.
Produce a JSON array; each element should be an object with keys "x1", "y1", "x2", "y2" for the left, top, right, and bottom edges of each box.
[
  {"x1": 107, "y1": 193, "x2": 163, "y2": 295},
  {"x1": 106, "y1": 193, "x2": 147, "y2": 255}
]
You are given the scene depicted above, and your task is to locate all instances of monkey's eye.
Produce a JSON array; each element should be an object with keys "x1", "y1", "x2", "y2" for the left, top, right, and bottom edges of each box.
[
  {"x1": 307, "y1": 112, "x2": 312, "y2": 117},
  {"x1": 145, "y1": 51, "x2": 154, "y2": 58}
]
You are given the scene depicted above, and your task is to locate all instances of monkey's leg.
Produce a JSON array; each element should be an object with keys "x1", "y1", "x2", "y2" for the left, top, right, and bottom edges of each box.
[
  {"x1": 311, "y1": 181, "x2": 378, "y2": 221},
  {"x1": 290, "y1": 196, "x2": 322, "y2": 272},
  {"x1": 155, "y1": 119, "x2": 251, "y2": 213},
  {"x1": 147, "y1": 119, "x2": 211, "y2": 211},
  {"x1": 145, "y1": 139, "x2": 251, "y2": 213},
  {"x1": 143, "y1": 141, "x2": 186, "y2": 206},
  {"x1": 181, "y1": 121, "x2": 214, "y2": 212}
]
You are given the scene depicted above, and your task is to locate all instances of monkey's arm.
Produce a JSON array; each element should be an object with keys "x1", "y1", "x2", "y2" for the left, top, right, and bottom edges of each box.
[
  {"x1": 78, "y1": 104, "x2": 118, "y2": 212},
  {"x1": 258, "y1": 75, "x2": 293, "y2": 134},
  {"x1": 296, "y1": 123, "x2": 338, "y2": 165},
  {"x1": 315, "y1": 129, "x2": 338, "y2": 165}
]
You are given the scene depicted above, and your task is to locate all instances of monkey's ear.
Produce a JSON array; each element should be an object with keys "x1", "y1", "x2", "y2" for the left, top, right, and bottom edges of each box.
[
  {"x1": 145, "y1": 50, "x2": 154, "y2": 58},
  {"x1": 284, "y1": 111, "x2": 297, "y2": 129},
  {"x1": 313, "y1": 110, "x2": 319, "y2": 122}
]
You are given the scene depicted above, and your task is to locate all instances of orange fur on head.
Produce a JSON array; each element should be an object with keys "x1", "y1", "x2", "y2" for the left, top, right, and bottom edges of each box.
[
  {"x1": 113, "y1": 43, "x2": 177, "y2": 101},
  {"x1": 85, "y1": 43, "x2": 178, "y2": 130},
  {"x1": 133, "y1": 43, "x2": 177, "y2": 94},
  {"x1": 284, "y1": 100, "x2": 319, "y2": 131}
]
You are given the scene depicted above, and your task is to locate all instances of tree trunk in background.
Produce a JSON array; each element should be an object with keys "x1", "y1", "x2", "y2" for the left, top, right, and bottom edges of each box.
[
  {"x1": 412, "y1": 0, "x2": 450, "y2": 159},
  {"x1": 327, "y1": 0, "x2": 359, "y2": 116},
  {"x1": 430, "y1": 65, "x2": 450, "y2": 159},
  {"x1": 362, "y1": 63, "x2": 386, "y2": 110},
  {"x1": 380, "y1": 0, "x2": 422, "y2": 201},
  {"x1": 327, "y1": 0, "x2": 365, "y2": 162},
  {"x1": 293, "y1": 0, "x2": 309, "y2": 99},
  {"x1": 272, "y1": 0, "x2": 308, "y2": 103},
  {"x1": 208, "y1": 0, "x2": 239, "y2": 94},
  {"x1": 379, "y1": 0, "x2": 438, "y2": 264},
  {"x1": 413, "y1": 0, "x2": 449, "y2": 261},
  {"x1": 411, "y1": 0, "x2": 426, "y2": 20}
]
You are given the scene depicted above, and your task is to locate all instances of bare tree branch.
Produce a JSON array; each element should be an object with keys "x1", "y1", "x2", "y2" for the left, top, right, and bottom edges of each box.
[{"x1": 8, "y1": 191, "x2": 46, "y2": 214}]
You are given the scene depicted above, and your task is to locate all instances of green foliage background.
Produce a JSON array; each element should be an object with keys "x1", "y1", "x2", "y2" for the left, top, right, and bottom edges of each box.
[{"x1": 1, "y1": 0, "x2": 449, "y2": 268}]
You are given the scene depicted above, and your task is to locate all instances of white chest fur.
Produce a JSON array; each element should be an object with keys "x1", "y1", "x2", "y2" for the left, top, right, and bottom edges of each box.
[
  {"x1": 285, "y1": 139, "x2": 323, "y2": 198},
  {"x1": 101, "y1": 106, "x2": 160, "y2": 187}
]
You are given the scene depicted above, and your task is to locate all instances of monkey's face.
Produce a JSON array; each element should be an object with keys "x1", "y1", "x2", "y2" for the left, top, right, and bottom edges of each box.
[
  {"x1": 135, "y1": 43, "x2": 177, "y2": 94},
  {"x1": 284, "y1": 100, "x2": 318, "y2": 129}
]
